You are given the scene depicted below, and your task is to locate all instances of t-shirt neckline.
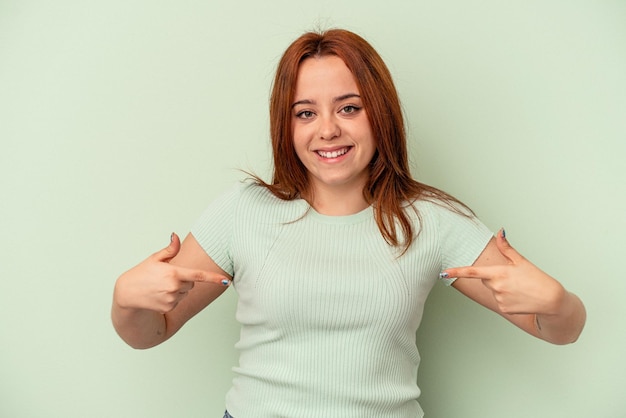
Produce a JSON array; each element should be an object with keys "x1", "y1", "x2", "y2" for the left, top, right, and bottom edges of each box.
[{"x1": 304, "y1": 204, "x2": 373, "y2": 225}]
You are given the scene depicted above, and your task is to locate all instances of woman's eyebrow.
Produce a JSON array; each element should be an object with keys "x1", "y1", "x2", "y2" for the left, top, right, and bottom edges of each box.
[
  {"x1": 291, "y1": 93, "x2": 361, "y2": 108},
  {"x1": 333, "y1": 93, "x2": 360, "y2": 102},
  {"x1": 291, "y1": 99, "x2": 314, "y2": 108}
]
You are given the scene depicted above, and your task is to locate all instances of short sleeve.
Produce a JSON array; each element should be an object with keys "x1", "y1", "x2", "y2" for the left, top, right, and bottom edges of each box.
[
  {"x1": 436, "y1": 204, "x2": 494, "y2": 286},
  {"x1": 190, "y1": 183, "x2": 242, "y2": 276}
]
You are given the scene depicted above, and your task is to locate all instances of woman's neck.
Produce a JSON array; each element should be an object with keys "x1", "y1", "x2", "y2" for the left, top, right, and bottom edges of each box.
[{"x1": 304, "y1": 184, "x2": 370, "y2": 216}]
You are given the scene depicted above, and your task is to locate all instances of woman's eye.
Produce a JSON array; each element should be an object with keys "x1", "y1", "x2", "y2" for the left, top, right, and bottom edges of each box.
[
  {"x1": 341, "y1": 105, "x2": 361, "y2": 114},
  {"x1": 296, "y1": 110, "x2": 314, "y2": 119}
]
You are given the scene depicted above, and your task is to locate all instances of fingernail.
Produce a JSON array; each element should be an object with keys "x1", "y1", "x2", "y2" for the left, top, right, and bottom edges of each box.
[
  {"x1": 501, "y1": 228, "x2": 506, "y2": 239},
  {"x1": 439, "y1": 272, "x2": 449, "y2": 279},
  {"x1": 170, "y1": 233, "x2": 174, "y2": 242},
  {"x1": 221, "y1": 279, "x2": 231, "y2": 286}
]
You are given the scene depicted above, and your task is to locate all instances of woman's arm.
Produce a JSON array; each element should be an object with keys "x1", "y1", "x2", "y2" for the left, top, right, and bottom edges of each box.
[
  {"x1": 443, "y1": 229, "x2": 586, "y2": 345},
  {"x1": 111, "y1": 233, "x2": 231, "y2": 349}
]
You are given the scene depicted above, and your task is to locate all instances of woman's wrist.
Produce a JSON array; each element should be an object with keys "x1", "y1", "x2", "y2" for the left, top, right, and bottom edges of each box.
[{"x1": 535, "y1": 291, "x2": 586, "y2": 344}]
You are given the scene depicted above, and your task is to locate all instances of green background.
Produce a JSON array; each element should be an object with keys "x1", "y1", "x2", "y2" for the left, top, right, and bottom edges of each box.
[{"x1": 1, "y1": 1, "x2": 624, "y2": 417}]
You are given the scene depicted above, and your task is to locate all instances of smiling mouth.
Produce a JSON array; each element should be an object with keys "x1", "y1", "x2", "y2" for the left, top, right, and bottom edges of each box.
[{"x1": 316, "y1": 147, "x2": 351, "y2": 159}]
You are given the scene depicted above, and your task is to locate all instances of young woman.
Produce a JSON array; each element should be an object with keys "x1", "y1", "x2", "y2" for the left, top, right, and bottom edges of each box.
[{"x1": 112, "y1": 29, "x2": 586, "y2": 418}]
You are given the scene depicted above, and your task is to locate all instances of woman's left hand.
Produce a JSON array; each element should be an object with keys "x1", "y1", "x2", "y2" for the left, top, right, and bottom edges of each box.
[{"x1": 442, "y1": 229, "x2": 566, "y2": 316}]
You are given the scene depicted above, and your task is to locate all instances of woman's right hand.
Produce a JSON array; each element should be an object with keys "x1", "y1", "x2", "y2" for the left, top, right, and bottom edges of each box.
[{"x1": 114, "y1": 233, "x2": 230, "y2": 314}]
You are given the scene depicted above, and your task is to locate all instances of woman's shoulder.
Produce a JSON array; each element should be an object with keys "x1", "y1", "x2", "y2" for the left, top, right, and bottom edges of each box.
[
  {"x1": 406, "y1": 195, "x2": 472, "y2": 218},
  {"x1": 236, "y1": 179, "x2": 289, "y2": 203},
  {"x1": 232, "y1": 179, "x2": 309, "y2": 219},
  {"x1": 403, "y1": 195, "x2": 481, "y2": 240}
]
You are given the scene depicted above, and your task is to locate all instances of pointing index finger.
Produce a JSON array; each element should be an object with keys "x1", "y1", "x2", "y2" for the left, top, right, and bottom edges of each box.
[
  {"x1": 440, "y1": 265, "x2": 501, "y2": 280},
  {"x1": 174, "y1": 265, "x2": 231, "y2": 287}
]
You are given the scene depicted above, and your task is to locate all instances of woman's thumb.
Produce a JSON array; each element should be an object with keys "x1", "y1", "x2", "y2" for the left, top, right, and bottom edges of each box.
[{"x1": 153, "y1": 232, "x2": 181, "y2": 262}]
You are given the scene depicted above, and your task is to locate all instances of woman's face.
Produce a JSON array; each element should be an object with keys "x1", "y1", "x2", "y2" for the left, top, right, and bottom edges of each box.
[{"x1": 291, "y1": 55, "x2": 376, "y2": 196}]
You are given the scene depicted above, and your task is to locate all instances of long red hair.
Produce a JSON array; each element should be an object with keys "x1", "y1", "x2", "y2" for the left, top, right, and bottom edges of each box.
[{"x1": 257, "y1": 29, "x2": 470, "y2": 253}]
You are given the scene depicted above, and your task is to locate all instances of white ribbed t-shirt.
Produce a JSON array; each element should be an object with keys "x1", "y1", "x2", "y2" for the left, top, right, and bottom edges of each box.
[{"x1": 192, "y1": 182, "x2": 493, "y2": 418}]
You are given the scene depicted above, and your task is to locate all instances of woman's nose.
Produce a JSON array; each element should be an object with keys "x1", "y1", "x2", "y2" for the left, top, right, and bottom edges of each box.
[{"x1": 319, "y1": 115, "x2": 340, "y2": 141}]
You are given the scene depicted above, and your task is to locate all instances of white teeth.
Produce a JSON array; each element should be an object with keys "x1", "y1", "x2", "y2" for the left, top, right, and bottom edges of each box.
[{"x1": 317, "y1": 147, "x2": 349, "y2": 158}]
